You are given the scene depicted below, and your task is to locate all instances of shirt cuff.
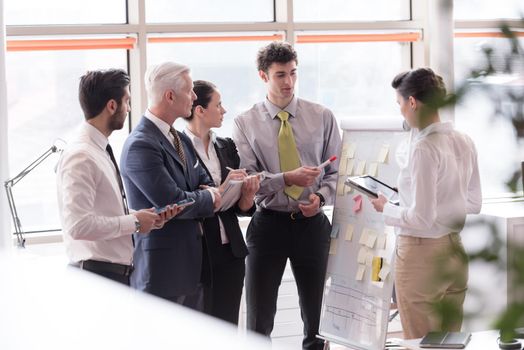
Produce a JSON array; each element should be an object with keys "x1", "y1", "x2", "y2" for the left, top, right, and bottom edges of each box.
[
  {"x1": 383, "y1": 202, "x2": 402, "y2": 219},
  {"x1": 121, "y1": 214, "x2": 137, "y2": 235}
]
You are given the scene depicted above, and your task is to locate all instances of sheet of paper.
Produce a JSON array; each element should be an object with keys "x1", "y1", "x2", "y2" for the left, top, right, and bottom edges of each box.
[
  {"x1": 377, "y1": 144, "x2": 390, "y2": 164},
  {"x1": 352, "y1": 194, "x2": 363, "y2": 213},
  {"x1": 355, "y1": 160, "x2": 366, "y2": 175},
  {"x1": 345, "y1": 159, "x2": 354, "y2": 176},
  {"x1": 347, "y1": 143, "x2": 357, "y2": 158},
  {"x1": 376, "y1": 234, "x2": 387, "y2": 250},
  {"x1": 355, "y1": 264, "x2": 366, "y2": 281},
  {"x1": 345, "y1": 224, "x2": 354, "y2": 241},
  {"x1": 368, "y1": 162, "x2": 378, "y2": 177},
  {"x1": 357, "y1": 247, "x2": 368, "y2": 264},
  {"x1": 218, "y1": 179, "x2": 243, "y2": 211},
  {"x1": 331, "y1": 223, "x2": 340, "y2": 239},
  {"x1": 378, "y1": 264, "x2": 391, "y2": 280},
  {"x1": 329, "y1": 238, "x2": 338, "y2": 255}
]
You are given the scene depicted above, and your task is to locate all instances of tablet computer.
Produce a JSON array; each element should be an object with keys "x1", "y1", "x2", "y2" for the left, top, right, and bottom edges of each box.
[{"x1": 345, "y1": 175, "x2": 399, "y2": 205}]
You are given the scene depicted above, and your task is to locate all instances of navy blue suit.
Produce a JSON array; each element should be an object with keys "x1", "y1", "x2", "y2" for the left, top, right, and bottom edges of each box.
[{"x1": 120, "y1": 117, "x2": 214, "y2": 301}]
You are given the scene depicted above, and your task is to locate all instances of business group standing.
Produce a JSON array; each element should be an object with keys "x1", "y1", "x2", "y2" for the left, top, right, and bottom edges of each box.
[
  {"x1": 233, "y1": 42, "x2": 341, "y2": 349},
  {"x1": 184, "y1": 80, "x2": 260, "y2": 324},
  {"x1": 120, "y1": 62, "x2": 221, "y2": 309},
  {"x1": 371, "y1": 68, "x2": 482, "y2": 339}
]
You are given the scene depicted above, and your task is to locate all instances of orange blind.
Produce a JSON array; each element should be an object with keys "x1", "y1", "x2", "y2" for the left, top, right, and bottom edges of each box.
[
  {"x1": 148, "y1": 34, "x2": 284, "y2": 44},
  {"x1": 7, "y1": 38, "x2": 136, "y2": 52},
  {"x1": 454, "y1": 31, "x2": 524, "y2": 38},
  {"x1": 296, "y1": 32, "x2": 421, "y2": 44}
]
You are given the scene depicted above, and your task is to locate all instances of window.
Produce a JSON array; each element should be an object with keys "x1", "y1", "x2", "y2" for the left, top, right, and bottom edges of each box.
[
  {"x1": 295, "y1": 32, "x2": 414, "y2": 121},
  {"x1": 293, "y1": 0, "x2": 410, "y2": 22},
  {"x1": 145, "y1": 0, "x2": 274, "y2": 23},
  {"x1": 454, "y1": 35, "x2": 524, "y2": 197},
  {"x1": 454, "y1": 0, "x2": 524, "y2": 20},
  {"x1": 5, "y1": 0, "x2": 126, "y2": 25},
  {"x1": 147, "y1": 33, "x2": 282, "y2": 137},
  {"x1": 6, "y1": 43, "x2": 128, "y2": 232}
]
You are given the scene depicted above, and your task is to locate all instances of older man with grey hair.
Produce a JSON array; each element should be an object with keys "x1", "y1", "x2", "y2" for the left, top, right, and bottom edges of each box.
[{"x1": 120, "y1": 61, "x2": 221, "y2": 310}]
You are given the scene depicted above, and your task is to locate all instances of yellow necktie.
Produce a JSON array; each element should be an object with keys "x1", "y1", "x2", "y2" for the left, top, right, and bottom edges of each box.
[{"x1": 277, "y1": 111, "x2": 303, "y2": 200}]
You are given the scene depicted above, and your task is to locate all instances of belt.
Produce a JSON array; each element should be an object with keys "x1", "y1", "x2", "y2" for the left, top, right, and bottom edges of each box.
[
  {"x1": 258, "y1": 207, "x2": 317, "y2": 220},
  {"x1": 78, "y1": 259, "x2": 133, "y2": 277}
]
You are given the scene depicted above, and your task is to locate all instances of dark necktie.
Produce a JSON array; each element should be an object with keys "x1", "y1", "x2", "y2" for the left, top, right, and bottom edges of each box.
[
  {"x1": 106, "y1": 143, "x2": 130, "y2": 215},
  {"x1": 169, "y1": 127, "x2": 187, "y2": 170}
]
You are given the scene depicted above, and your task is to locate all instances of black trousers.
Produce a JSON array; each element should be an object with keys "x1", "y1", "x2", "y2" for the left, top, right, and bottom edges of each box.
[
  {"x1": 202, "y1": 243, "x2": 246, "y2": 324},
  {"x1": 245, "y1": 210, "x2": 331, "y2": 350}
]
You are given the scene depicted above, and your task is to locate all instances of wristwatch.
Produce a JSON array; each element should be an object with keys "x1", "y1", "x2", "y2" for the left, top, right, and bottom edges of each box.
[
  {"x1": 133, "y1": 216, "x2": 141, "y2": 233},
  {"x1": 314, "y1": 192, "x2": 326, "y2": 208}
]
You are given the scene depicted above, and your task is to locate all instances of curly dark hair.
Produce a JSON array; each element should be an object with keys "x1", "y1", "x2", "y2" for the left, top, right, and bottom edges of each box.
[
  {"x1": 256, "y1": 41, "x2": 298, "y2": 73},
  {"x1": 391, "y1": 68, "x2": 447, "y2": 110}
]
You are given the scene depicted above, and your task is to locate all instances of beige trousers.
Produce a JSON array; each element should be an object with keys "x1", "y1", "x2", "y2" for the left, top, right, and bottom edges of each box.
[{"x1": 395, "y1": 233, "x2": 468, "y2": 339}]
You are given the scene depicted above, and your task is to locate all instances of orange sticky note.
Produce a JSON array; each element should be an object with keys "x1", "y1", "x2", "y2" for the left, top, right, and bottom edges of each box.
[{"x1": 353, "y1": 194, "x2": 363, "y2": 213}]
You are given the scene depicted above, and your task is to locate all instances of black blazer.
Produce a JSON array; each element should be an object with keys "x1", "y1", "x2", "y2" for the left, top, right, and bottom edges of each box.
[{"x1": 197, "y1": 137, "x2": 252, "y2": 261}]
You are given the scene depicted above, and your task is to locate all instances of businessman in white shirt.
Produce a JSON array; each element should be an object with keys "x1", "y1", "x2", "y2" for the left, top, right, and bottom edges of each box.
[{"x1": 57, "y1": 69, "x2": 178, "y2": 285}]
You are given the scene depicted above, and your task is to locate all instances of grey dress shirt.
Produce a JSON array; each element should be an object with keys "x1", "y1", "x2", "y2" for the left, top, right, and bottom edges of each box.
[{"x1": 232, "y1": 96, "x2": 341, "y2": 212}]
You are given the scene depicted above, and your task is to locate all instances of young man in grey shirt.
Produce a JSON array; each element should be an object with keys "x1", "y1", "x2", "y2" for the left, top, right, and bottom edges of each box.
[{"x1": 232, "y1": 41, "x2": 341, "y2": 350}]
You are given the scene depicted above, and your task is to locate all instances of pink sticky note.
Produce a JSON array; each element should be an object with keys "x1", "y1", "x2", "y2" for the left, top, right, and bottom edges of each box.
[{"x1": 353, "y1": 194, "x2": 363, "y2": 213}]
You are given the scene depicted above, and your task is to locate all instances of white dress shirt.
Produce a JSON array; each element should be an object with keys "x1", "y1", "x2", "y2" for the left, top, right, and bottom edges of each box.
[
  {"x1": 57, "y1": 122, "x2": 136, "y2": 264},
  {"x1": 383, "y1": 121, "x2": 482, "y2": 238},
  {"x1": 184, "y1": 127, "x2": 229, "y2": 244}
]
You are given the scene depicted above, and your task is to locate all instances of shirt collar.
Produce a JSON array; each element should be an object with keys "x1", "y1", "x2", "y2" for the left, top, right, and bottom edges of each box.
[
  {"x1": 144, "y1": 109, "x2": 172, "y2": 138},
  {"x1": 183, "y1": 127, "x2": 217, "y2": 147},
  {"x1": 82, "y1": 122, "x2": 108, "y2": 151},
  {"x1": 415, "y1": 121, "x2": 454, "y2": 140},
  {"x1": 264, "y1": 95, "x2": 298, "y2": 120}
]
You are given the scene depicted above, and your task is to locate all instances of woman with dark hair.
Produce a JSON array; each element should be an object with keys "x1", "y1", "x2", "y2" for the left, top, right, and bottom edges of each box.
[
  {"x1": 370, "y1": 68, "x2": 482, "y2": 338},
  {"x1": 183, "y1": 80, "x2": 259, "y2": 324}
]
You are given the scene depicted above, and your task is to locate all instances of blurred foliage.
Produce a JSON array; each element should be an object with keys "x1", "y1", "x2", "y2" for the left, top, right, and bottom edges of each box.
[{"x1": 432, "y1": 18, "x2": 524, "y2": 342}]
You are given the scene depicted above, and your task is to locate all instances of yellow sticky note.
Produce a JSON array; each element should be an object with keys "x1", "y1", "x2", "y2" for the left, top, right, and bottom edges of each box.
[
  {"x1": 355, "y1": 160, "x2": 366, "y2": 175},
  {"x1": 378, "y1": 264, "x2": 391, "y2": 280},
  {"x1": 329, "y1": 239, "x2": 338, "y2": 255},
  {"x1": 365, "y1": 230, "x2": 378, "y2": 248},
  {"x1": 347, "y1": 143, "x2": 357, "y2": 158},
  {"x1": 345, "y1": 224, "x2": 354, "y2": 241},
  {"x1": 357, "y1": 247, "x2": 368, "y2": 264},
  {"x1": 359, "y1": 228, "x2": 369, "y2": 245},
  {"x1": 356, "y1": 264, "x2": 366, "y2": 281},
  {"x1": 368, "y1": 162, "x2": 378, "y2": 176},
  {"x1": 377, "y1": 144, "x2": 390, "y2": 163},
  {"x1": 371, "y1": 257, "x2": 383, "y2": 281},
  {"x1": 365, "y1": 252, "x2": 373, "y2": 266},
  {"x1": 337, "y1": 177, "x2": 346, "y2": 197},
  {"x1": 346, "y1": 159, "x2": 354, "y2": 176},
  {"x1": 342, "y1": 143, "x2": 349, "y2": 155},
  {"x1": 376, "y1": 234, "x2": 387, "y2": 250},
  {"x1": 338, "y1": 157, "x2": 348, "y2": 175}
]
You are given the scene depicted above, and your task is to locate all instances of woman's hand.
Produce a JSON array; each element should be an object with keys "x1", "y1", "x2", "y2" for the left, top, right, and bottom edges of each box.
[
  {"x1": 218, "y1": 168, "x2": 247, "y2": 194},
  {"x1": 370, "y1": 193, "x2": 388, "y2": 213},
  {"x1": 238, "y1": 174, "x2": 260, "y2": 211}
]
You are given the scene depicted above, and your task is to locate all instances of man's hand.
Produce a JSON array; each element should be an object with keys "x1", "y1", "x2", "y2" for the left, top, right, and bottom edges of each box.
[
  {"x1": 154, "y1": 204, "x2": 185, "y2": 228},
  {"x1": 370, "y1": 193, "x2": 388, "y2": 213},
  {"x1": 284, "y1": 166, "x2": 321, "y2": 187},
  {"x1": 298, "y1": 193, "x2": 321, "y2": 217},
  {"x1": 134, "y1": 208, "x2": 161, "y2": 234}
]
